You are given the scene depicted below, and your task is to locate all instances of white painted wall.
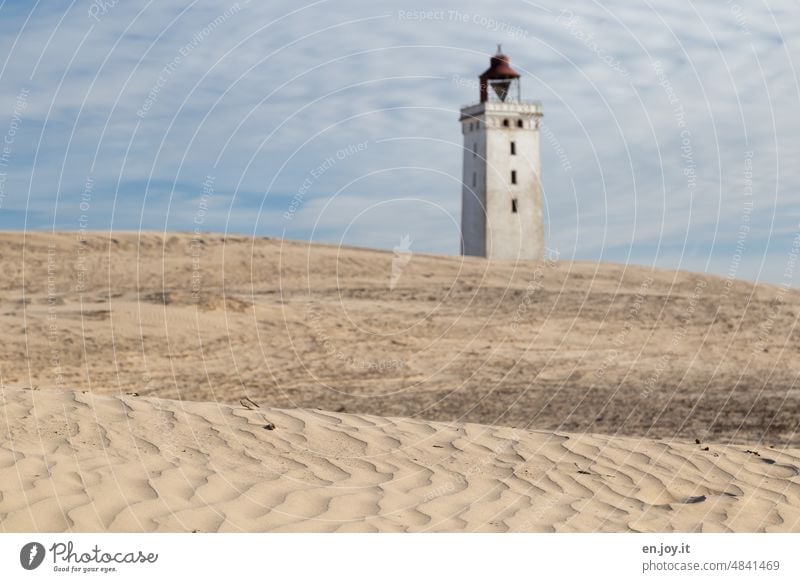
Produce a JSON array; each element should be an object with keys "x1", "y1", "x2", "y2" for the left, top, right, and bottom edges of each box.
[
  {"x1": 460, "y1": 114, "x2": 487, "y2": 256},
  {"x1": 460, "y1": 101, "x2": 543, "y2": 260}
]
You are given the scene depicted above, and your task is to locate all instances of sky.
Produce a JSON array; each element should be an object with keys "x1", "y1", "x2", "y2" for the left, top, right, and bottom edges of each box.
[{"x1": 0, "y1": 0, "x2": 798, "y2": 285}]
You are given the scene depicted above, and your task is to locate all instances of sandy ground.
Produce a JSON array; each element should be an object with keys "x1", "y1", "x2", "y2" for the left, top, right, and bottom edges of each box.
[
  {"x1": 2, "y1": 388, "x2": 798, "y2": 532},
  {"x1": 1, "y1": 231, "x2": 798, "y2": 445},
  {"x1": 1, "y1": 231, "x2": 799, "y2": 532}
]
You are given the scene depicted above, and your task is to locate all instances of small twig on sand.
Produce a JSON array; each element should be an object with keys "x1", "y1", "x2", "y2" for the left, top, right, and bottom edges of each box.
[{"x1": 240, "y1": 397, "x2": 260, "y2": 410}]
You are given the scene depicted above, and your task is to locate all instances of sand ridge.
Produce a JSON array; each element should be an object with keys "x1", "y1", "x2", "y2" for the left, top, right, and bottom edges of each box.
[{"x1": 1, "y1": 388, "x2": 798, "y2": 533}]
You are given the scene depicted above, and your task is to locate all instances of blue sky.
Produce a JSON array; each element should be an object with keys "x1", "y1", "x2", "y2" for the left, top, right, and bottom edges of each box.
[{"x1": 0, "y1": 0, "x2": 798, "y2": 284}]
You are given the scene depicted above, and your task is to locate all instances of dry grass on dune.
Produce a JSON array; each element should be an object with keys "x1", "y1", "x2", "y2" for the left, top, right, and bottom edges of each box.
[{"x1": 0, "y1": 231, "x2": 799, "y2": 446}]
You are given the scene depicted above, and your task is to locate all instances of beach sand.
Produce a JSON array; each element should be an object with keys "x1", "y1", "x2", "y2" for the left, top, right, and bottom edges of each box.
[
  {"x1": 1, "y1": 231, "x2": 799, "y2": 531},
  {"x1": 2, "y1": 387, "x2": 798, "y2": 532}
]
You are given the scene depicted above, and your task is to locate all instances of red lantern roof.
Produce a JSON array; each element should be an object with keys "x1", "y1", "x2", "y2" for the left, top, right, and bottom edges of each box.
[
  {"x1": 478, "y1": 46, "x2": 520, "y2": 102},
  {"x1": 480, "y1": 46, "x2": 520, "y2": 80}
]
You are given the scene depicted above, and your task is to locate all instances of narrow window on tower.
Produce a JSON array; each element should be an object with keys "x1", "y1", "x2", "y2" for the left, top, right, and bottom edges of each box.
[
  {"x1": 510, "y1": 141, "x2": 516, "y2": 155},
  {"x1": 511, "y1": 170, "x2": 517, "y2": 184},
  {"x1": 502, "y1": 119, "x2": 510, "y2": 127},
  {"x1": 473, "y1": 142, "x2": 477, "y2": 157},
  {"x1": 511, "y1": 198, "x2": 518, "y2": 213},
  {"x1": 472, "y1": 172, "x2": 477, "y2": 187},
  {"x1": 517, "y1": 119, "x2": 524, "y2": 128}
]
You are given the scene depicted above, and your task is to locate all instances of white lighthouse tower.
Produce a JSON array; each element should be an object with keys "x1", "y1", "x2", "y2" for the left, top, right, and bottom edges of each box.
[{"x1": 460, "y1": 47, "x2": 544, "y2": 260}]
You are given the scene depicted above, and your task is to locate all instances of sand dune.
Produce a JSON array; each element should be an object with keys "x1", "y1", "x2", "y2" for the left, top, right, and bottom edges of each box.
[
  {"x1": 2, "y1": 231, "x2": 800, "y2": 532},
  {"x1": 1, "y1": 387, "x2": 798, "y2": 532},
  {"x1": 1, "y1": 232, "x2": 799, "y2": 445}
]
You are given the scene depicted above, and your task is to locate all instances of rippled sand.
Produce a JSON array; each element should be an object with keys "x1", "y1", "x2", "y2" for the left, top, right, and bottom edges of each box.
[{"x1": 2, "y1": 388, "x2": 798, "y2": 532}]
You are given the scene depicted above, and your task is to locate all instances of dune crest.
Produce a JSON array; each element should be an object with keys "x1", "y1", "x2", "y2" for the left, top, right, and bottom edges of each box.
[
  {"x1": 2, "y1": 388, "x2": 798, "y2": 533},
  {"x1": 2, "y1": 232, "x2": 799, "y2": 445}
]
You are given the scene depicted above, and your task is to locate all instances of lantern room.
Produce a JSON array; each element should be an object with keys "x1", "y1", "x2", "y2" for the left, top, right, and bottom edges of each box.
[{"x1": 479, "y1": 45, "x2": 521, "y2": 103}]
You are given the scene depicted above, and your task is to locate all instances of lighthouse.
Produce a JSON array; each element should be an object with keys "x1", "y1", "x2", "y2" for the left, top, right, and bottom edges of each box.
[{"x1": 459, "y1": 47, "x2": 544, "y2": 260}]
